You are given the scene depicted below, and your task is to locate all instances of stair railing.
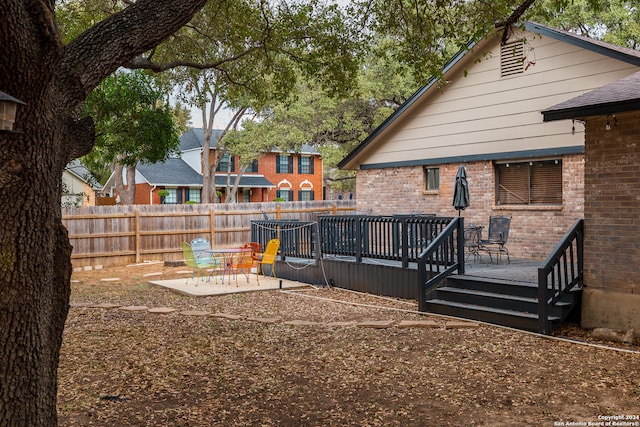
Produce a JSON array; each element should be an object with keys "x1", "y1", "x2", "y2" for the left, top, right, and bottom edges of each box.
[
  {"x1": 538, "y1": 219, "x2": 584, "y2": 334},
  {"x1": 418, "y1": 217, "x2": 464, "y2": 311}
]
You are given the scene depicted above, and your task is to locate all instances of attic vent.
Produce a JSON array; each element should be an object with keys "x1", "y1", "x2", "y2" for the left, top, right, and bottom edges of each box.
[{"x1": 501, "y1": 41, "x2": 525, "y2": 77}]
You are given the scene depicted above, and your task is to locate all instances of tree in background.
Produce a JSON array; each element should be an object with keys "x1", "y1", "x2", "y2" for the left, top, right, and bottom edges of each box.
[
  {"x1": 528, "y1": 0, "x2": 640, "y2": 48},
  {"x1": 82, "y1": 70, "x2": 182, "y2": 204},
  {"x1": 156, "y1": 0, "x2": 364, "y2": 203}
]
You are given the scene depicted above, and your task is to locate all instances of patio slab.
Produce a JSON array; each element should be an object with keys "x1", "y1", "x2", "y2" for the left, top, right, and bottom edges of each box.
[{"x1": 149, "y1": 273, "x2": 309, "y2": 297}]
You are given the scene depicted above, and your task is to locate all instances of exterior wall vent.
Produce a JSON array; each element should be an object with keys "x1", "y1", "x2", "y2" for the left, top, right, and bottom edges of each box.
[{"x1": 501, "y1": 41, "x2": 525, "y2": 77}]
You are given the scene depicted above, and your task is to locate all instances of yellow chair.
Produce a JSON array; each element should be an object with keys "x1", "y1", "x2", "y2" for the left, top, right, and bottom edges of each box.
[
  {"x1": 258, "y1": 239, "x2": 280, "y2": 278},
  {"x1": 181, "y1": 242, "x2": 217, "y2": 283}
]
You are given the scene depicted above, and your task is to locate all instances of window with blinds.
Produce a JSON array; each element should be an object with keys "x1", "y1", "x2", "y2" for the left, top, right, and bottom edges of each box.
[
  {"x1": 424, "y1": 167, "x2": 440, "y2": 190},
  {"x1": 496, "y1": 160, "x2": 562, "y2": 205},
  {"x1": 501, "y1": 41, "x2": 525, "y2": 77}
]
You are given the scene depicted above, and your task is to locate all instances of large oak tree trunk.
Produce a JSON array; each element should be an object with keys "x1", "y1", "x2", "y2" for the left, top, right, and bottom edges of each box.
[{"x1": 0, "y1": 0, "x2": 207, "y2": 424}]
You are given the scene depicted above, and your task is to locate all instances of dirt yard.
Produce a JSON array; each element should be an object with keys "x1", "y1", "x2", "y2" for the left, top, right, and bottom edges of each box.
[{"x1": 58, "y1": 262, "x2": 640, "y2": 426}]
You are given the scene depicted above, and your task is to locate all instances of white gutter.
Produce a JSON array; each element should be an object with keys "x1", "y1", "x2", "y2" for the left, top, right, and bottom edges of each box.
[{"x1": 149, "y1": 185, "x2": 157, "y2": 205}]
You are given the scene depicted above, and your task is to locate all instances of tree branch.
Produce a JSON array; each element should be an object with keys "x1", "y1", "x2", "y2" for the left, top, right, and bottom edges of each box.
[
  {"x1": 495, "y1": 0, "x2": 537, "y2": 45},
  {"x1": 60, "y1": 0, "x2": 208, "y2": 100}
]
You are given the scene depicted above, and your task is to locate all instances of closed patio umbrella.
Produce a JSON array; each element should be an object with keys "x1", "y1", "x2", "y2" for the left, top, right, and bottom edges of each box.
[{"x1": 453, "y1": 165, "x2": 470, "y2": 215}]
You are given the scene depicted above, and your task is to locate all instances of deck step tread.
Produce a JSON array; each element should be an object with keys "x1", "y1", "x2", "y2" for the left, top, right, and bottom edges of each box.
[
  {"x1": 425, "y1": 299, "x2": 562, "y2": 321},
  {"x1": 436, "y1": 287, "x2": 573, "y2": 307}
]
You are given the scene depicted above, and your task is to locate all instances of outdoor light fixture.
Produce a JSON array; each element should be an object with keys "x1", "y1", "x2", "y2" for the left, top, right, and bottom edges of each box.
[
  {"x1": 0, "y1": 90, "x2": 26, "y2": 132},
  {"x1": 606, "y1": 117, "x2": 611, "y2": 131}
]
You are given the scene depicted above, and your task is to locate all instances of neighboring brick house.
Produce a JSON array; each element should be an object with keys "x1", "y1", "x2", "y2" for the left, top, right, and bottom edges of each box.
[
  {"x1": 339, "y1": 22, "x2": 640, "y2": 260},
  {"x1": 104, "y1": 128, "x2": 323, "y2": 204},
  {"x1": 542, "y1": 71, "x2": 640, "y2": 332}
]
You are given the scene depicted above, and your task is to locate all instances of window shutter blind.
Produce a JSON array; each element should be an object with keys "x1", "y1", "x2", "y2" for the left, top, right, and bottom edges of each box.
[
  {"x1": 276, "y1": 155, "x2": 281, "y2": 173},
  {"x1": 497, "y1": 160, "x2": 562, "y2": 205},
  {"x1": 531, "y1": 161, "x2": 562, "y2": 204},
  {"x1": 288, "y1": 156, "x2": 293, "y2": 174},
  {"x1": 309, "y1": 157, "x2": 314, "y2": 174}
]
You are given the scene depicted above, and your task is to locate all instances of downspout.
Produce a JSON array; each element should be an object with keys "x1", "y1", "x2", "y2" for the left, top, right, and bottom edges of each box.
[{"x1": 149, "y1": 185, "x2": 157, "y2": 205}]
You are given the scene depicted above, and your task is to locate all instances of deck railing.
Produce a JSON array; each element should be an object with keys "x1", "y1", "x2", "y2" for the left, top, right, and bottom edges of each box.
[
  {"x1": 538, "y1": 219, "x2": 584, "y2": 334},
  {"x1": 417, "y1": 217, "x2": 464, "y2": 311},
  {"x1": 251, "y1": 220, "x2": 318, "y2": 260},
  {"x1": 251, "y1": 214, "x2": 454, "y2": 266},
  {"x1": 318, "y1": 215, "x2": 450, "y2": 267}
]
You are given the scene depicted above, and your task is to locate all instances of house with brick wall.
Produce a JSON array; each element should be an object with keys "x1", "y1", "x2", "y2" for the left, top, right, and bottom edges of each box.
[
  {"x1": 542, "y1": 71, "x2": 640, "y2": 332},
  {"x1": 104, "y1": 128, "x2": 323, "y2": 204},
  {"x1": 339, "y1": 22, "x2": 640, "y2": 260}
]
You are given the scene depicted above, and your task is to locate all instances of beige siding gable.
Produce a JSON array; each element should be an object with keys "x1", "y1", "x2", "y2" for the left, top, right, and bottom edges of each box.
[{"x1": 357, "y1": 28, "x2": 639, "y2": 168}]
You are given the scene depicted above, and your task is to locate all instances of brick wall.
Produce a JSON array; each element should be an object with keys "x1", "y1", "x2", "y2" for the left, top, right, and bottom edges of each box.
[
  {"x1": 356, "y1": 154, "x2": 584, "y2": 260},
  {"x1": 584, "y1": 111, "x2": 640, "y2": 294}
]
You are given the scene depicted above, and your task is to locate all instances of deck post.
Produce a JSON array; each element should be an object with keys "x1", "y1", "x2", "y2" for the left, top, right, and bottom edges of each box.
[
  {"x1": 457, "y1": 217, "x2": 465, "y2": 275},
  {"x1": 538, "y1": 268, "x2": 549, "y2": 334},
  {"x1": 418, "y1": 253, "x2": 427, "y2": 312}
]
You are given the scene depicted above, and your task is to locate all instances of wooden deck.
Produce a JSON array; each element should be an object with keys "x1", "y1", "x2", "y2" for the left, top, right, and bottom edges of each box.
[{"x1": 462, "y1": 257, "x2": 541, "y2": 284}]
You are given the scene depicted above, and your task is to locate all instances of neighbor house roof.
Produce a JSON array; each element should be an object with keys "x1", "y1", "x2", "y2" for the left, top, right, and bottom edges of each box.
[
  {"x1": 542, "y1": 71, "x2": 640, "y2": 121},
  {"x1": 136, "y1": 158, "x2": 274, "y2": 188},
  {"x1": 338, "y1": 21, "x2": 640, "y2": 170},
  {"x1": 213, "y1": 174, "x2": 274, "y2": 188},
  {"x1": 179, "y1": 128, "x2": 225, "y2": 151},
  {"x1": 181, "y1": 128, "x2": 320, "y2": 155},
  {"x1": 137, "y1": 158, "x2": 203, "y2": 186},
  {"x1": 65, "y1": 159, "x2": 102, "y2": 190}
]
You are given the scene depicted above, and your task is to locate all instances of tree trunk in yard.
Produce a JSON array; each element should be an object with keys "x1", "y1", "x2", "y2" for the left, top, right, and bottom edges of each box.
[
  {"x1": 0, "y1": 0, "x2": 207, "y2": 424},
  {"x1": 113, "y1": 164, "x2": 136, "y2": 205}
]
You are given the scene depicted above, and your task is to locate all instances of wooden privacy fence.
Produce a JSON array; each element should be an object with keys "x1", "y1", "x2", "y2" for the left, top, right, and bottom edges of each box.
[{"x1": 62, "y1": 200, "x2": 356, "y2": 268}]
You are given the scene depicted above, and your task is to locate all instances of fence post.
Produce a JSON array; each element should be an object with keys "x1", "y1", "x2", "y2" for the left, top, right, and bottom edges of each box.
[
  {"x1": 332, "y1": 204, "x2": 337, "y2": 215},
  {"x1": 209, "y1": 208, "x2": 215, "y2": 246},
  {"x1": 135, "y1": 209, "x2": 141, "y2": 263},
  {"x1": 276, "y1": 204, "x2": 282, "y2": 220}
]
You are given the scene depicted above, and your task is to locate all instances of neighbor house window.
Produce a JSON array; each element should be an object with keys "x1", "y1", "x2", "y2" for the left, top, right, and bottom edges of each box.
[
  {"x1": 276, "y1": 189, "x2": 293, "y2": 201},
  {"x1": 164, "y1": 188, "x2": 177, "y2": 204},
  {"x1": 496, "y1": 159, "x2": 562, "y2": 205},
  {"x1": 187, "y1": 188, "x2": 201, "y2": 203},
  {"x1": 245, "y1": 159, "x2": 258, "y2": 173},
  {"x1": 216, "y1": 153, "x2": 235, "y2": 172},
  {"x1": 298, "y1": 156, "x2": 314, "y2": 174},
  {"x1": 276, "y1": 155, "x2": 293, "y2": 173},
  {"x1": 424, "y1": 167, "x2": 440, "y2": 190},
  {"x1": 298, "y1": 189, "x2": 314, "y2": 201}
]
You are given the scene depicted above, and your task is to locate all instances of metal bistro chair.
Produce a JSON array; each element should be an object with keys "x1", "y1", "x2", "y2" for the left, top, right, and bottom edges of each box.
[
  {"x1": 258, "y1": 239, "x2": 280, "y2": 278},
  {"x1": 181, "y1": 242, "x2": 217, "y2": 283},
  {"x1": 463, "y1": 225, "x2": 483, "y2": 262},
  {"x1": 478, "y1": 216, "x2": 511, "y2": 264},
  {"x1": 229, "y1": 250, "x2": 260, "y2": 286},
  {"x1": 190, "y1": 237, "x2": 211, "y2": 261}
]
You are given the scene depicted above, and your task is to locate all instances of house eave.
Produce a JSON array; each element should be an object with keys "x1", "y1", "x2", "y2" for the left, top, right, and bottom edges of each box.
[
  {"x1": 358, "y1": 146, "x2": 584, "y2": 169},
  {"x1": 543, "y1": 100, "x2": 640, "y2": 121}
]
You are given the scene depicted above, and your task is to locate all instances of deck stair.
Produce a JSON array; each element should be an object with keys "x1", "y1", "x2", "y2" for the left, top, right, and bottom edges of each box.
[{"x1": 423, "y1": 274, "x2": 581, "y2": 332}]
